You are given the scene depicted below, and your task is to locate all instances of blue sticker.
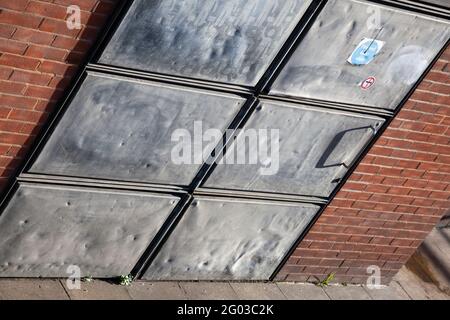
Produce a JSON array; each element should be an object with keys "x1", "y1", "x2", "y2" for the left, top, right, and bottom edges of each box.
[{"x1": 348, "y1": 38, "x2": 385, "y2": 66}]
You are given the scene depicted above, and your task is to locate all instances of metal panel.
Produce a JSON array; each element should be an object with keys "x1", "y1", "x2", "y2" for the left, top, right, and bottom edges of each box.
[
  {"x1": 143, "y1": 197, "x2": 319, "y2": 280},
  {"x1": 29, "y1": 73, "x2": 245, "y2": 186},
  {"x1": 270, "y1": 0, "x2": 450, "y2": 110},
  {"x1": 204, "y1": 100, "x2": 385, "y2": 198},
  {"x1": 99, "y1": 0, "x2": 313, "y2": 86},
  {"x1": 0, "y1": 183, "x2": 180, "y2": 277}
]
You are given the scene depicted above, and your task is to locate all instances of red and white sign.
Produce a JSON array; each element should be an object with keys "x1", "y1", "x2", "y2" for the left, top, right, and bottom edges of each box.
[{"x1": 361, "y1": 76, "x2": 376, "y2": 90}]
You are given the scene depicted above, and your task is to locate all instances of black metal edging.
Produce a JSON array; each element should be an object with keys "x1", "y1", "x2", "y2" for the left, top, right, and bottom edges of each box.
[
  {"x1": 369, "y1": 0, "x2": 450, "y2": 19},
  {"x1": 256, "y1": 0, "x2": 328, "y2": 94},
  {"x1": 189, "y1": 97, "x2": 259, "y2": 191},
  {"x1": 269, "y1": 38, "x2": 450, "y2": 281},
  {"x1": 411, "y1": 0, "x2": 450, "y2": 12},
  {"x1": 86, "y1": 64, "x2": 253, "y2": 95},
  {"x1": 17, "y1": 175, "x2": 188, "y2": 194},
  {"x1": 130, "y1": 194, "x2": 194, "y2": 279},
  {"x1": 0, "y1": 178, "x2": 188, "y2": 234},
  {"x1": 194, "y1": 188, "x2": 328, "y2": 205},
  {"x1": 259, "y1": 95, "x2": 395, "y2": 118}
]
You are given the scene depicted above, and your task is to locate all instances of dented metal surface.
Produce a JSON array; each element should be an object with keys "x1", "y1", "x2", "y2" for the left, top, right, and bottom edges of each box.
[
  {"x1": 29, "y1": 73, "x2": 245, "y2": 186},
  {"x1": 0, "y1": 183, "x2": 180, "y2": 277},
  {"x1": 143, "y1": 197, "x2": 319, "y2": 280},
  {"x1": 99, "y1": 0, "x2": 313, "y2": 86},
  {"x1": 270, "y1": 0, "x2": 450, "y2": 110},
  {"x1": 204, "y1": 100, "x2": 385, "y2": 198}
]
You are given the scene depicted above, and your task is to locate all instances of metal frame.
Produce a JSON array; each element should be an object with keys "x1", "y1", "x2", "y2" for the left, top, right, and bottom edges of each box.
[
  {"x1": 371, "y1": 0, "x2": 450, "y2": 18},
  {"x1": 131, "y1": 194, "x2": 193, "y2": 278},
  {"x1": 194, "y1": 187, "x2": 328, "y2": 205},
  {"x1": 0, "y1": 0, "x2": 449, "y2": 280}
]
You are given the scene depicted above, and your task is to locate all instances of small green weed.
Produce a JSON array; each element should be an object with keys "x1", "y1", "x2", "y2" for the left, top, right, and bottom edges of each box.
[
  {"x1": 118, "y1": 274, "x2": 133, "y2": 286},
  {"x1": 316, "y1": 272, "x2": 336, "y2": 287}
]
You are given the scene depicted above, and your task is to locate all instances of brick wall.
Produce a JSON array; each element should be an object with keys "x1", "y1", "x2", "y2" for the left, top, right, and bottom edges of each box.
[
  {"x1": 276, "y1": 44, "x2": 450, "y2": 284},
  {"x1": 0, "y1": 0, "x2": 117, "y2": 191},
  {"x1": 0, "y1": 1, "x2": 449, "y2": 285}
]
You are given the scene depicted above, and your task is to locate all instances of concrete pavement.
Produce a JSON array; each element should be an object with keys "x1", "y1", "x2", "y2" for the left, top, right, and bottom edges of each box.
[{"x1": 0, "y1": 267, "x2": 448, "y2": 300}]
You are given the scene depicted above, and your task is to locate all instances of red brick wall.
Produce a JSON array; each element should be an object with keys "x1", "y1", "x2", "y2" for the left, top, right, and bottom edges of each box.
[
  {"x1": 0, "y1": 0, "x2": 117, "y2": 191},
  {"x1": 0, "y1": 1, "x2": 449, "y2": 285},
  {"x1": 276, "y1": 44, "x2": 450, "y2": 284}
]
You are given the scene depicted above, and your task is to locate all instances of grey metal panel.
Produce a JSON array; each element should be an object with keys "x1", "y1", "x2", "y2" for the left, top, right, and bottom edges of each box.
[
  {"x1": 270, "y1": 0, "x2": 450, "y2": 110},
  {"x1": 143, "y1": 197, "x2": 319, "y2": 280},
  {"x1": 99, "y1": 0, "x2": 313, "y2": 86},
  {"x1": 204, "y1": 100, "x2": 385, "y2": 198},
  {"x1": 29, "y1": 73, "x2": 245, "y2": 185},
  {"x1": 0, "y1": 183, "x2": 180, "y2": 277}
]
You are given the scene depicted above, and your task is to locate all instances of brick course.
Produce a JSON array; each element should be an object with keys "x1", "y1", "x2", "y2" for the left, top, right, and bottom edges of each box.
[{"x1": 0, "y1": 1, "x2": 449, "y2": 285}]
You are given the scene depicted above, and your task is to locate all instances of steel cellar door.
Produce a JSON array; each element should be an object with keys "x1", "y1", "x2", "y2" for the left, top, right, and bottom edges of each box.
[{"x1": 0, "y1": 0, "x2": 448, "y2": 280}]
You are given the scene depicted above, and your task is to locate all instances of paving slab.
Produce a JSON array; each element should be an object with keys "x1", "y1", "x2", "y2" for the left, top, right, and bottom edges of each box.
[
  {"x1": 363, "y1": 283, "x2": 410, "y2": 300},
  {"x1": 324, "y1": 285, "x2": 372, "y2": 300},
  {"x1": 179, "y1": 282, "x2": 239, "y2": 300},
  {"x1": 276, "y1": 283, "x2": 329, "y2": 300},
  {"x1": 230, "y1": 283, "x2": 286, "y2": 300},
  {"x1": 128, "y1": 281, "x2": 187, "y2": 300},
  {"x1": 61, "y1": 279, "x2": 131, "y2": 300},
  {"x1": 394, "y1": 268, "x2": 449, "y2": 300},
  {"x1": 0, "y1": 279, "x2": 68, "y2": 300}
]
